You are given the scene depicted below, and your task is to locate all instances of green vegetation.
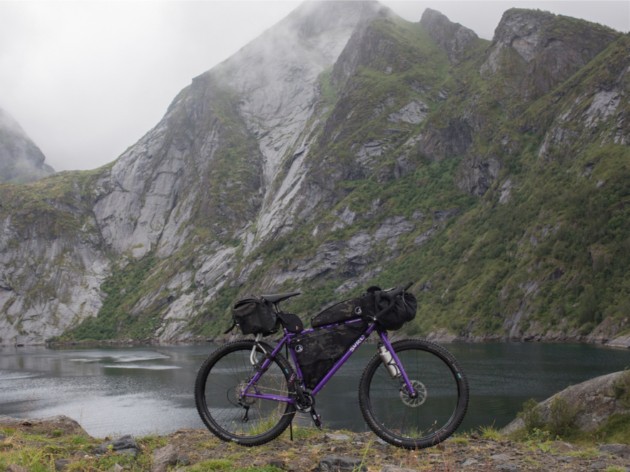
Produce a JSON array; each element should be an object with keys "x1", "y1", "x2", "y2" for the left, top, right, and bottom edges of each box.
[
  {"x1": 0, "y1": 167, "x2": 105, "y2": 237},
  {"x1": 515, "y1": 392, "x2": 630, "y2": 444},
  {"x1": 4, "y1": 11, "x2": 627, "y2": 345},
  {"x1": 2, "y1": 419, "x2": 628, "y2": 472},
  {"x1": 0, "y1": 426, "x2": 148, "y2": 472},
  {"x1": 57, "y1": 255, "x2": 159, "y2": 341},
  {"x1": 188, "y1": 463, "x2": 282, "y2": 472},
  {"x1": 613, "y1": 370, "x2": 630, "y2": 407}
]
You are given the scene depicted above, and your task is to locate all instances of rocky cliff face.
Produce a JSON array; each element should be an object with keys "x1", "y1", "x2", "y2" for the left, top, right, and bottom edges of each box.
[
  {"x1": 0, "y1": 108, "x2": 54, "y2": 183},
  {"x1": 0, "y1": 2, "x2": 627, "y2": 346},
  {"x1": 481, "y1": 9, "x2": 619, "y2": 100}
]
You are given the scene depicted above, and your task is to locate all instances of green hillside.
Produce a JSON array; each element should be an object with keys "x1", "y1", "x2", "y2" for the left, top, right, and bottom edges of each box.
[{"x1": 2, "y1": 5, "x2": 627, "y2": 346}]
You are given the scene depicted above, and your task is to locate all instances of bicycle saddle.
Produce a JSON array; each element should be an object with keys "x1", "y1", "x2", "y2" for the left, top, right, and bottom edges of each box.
[{"x1": 261, "y1": 291, "x2": 301, "y2": 304}]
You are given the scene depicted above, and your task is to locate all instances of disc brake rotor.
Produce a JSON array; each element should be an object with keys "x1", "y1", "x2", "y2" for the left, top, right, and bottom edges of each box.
[{"x1": 400, "y1": 380, "x2": 427, "y2": 407}]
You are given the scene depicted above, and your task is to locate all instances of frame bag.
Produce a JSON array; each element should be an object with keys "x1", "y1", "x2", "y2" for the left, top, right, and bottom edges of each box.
[
  {"x1": 232, "y1": 298, "x2": 277, "y2": 335},
  {"x1": 311, "y1": 292, "x2": 376, "y2": 328},
  {"x1": 291, "y1": 320, "x2": 367, "y2": 389}
]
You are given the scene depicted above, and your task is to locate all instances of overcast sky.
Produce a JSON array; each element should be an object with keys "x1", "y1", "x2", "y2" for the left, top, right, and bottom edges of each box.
[{"x1": 1, "y1": 0, "x2": 628, "y2": 172}]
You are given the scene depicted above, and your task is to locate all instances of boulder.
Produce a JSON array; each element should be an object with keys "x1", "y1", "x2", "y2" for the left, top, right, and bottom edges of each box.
[{"x1": 502, "y1": 370, "x2": 630, "y2": 435}]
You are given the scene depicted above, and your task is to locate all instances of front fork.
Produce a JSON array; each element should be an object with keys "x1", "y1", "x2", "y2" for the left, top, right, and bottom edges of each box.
[{"x1": 378, "y1": 331, "x2": 418, "y2": 399}]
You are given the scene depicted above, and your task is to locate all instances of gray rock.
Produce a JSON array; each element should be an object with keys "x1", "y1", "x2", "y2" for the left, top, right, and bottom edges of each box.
[
  {"x1": 490, "y1": 453, "x2": 512, "y2": 462},
  {"x1": 94, "y1": 435, "x2": 139, "y2": 457},
  {"x1": 381, "y1": 465, "x2": 417, "y2": 472},
  {"x1": 599, "y1": 443, "x2": 630, "y2": 459},
  {"x1": 54, "y1": 459, "x2": 70, "y2": 471},
  {"x1": 319, "y1": 455, "x2": 367, "y2": 472},
  {"x1": 420, "y1": 9, "x2": 478, "y2": 64},
  {"x1": 268, "y1": 459, "x2": 287, "y2": 470},
  {"x1": 152, "y1": 444, "x2": 178, "y2": 472},
  {"x1": 324, "y1": 432, "x2": 351, "y2": 441},
  {"x1": 6, "y1": 465, "x2": 28, "y2": 472},
  {"x1": 481, "y1": 8, "x2": 618, "y2": 98},
  {"x1": 502, "y1": 371, "x2": 630, "y2": 435},
  {"x1": 0, "y1": 107, "x2": 54, "y2": 183},
  {"x1": 388, "y1": 101, "x2": 428, "y2": 125}
]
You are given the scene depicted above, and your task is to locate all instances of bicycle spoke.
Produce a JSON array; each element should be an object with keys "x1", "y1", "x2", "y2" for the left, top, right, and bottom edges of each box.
[
  {"x1": 195, "y1": 341, "x2": 296, "y2": 445},
  {"x1": 359, "y1": 339, "x2": 468, "y2": 449}
]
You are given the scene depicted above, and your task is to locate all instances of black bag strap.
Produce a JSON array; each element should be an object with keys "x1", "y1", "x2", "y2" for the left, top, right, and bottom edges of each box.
[
  {"x1": 373, "y1": 282, "x2": 413, "y2": 322},
  {"x1": 224, "y1": 320, "x2": 237, "y2": 334}
]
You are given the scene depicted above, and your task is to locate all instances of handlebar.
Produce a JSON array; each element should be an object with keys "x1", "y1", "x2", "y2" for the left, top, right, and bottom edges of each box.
[{"x1": 372, "y1": 282, "x2": 413, "y2": 320}]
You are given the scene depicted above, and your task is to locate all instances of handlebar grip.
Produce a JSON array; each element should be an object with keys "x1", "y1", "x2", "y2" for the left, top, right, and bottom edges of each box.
[
  {"x1": 380, "y1": 282, "x2": 413, "y2": 300},
  {"x1": 372, "y1": 282, "x2": 413, "y2": 319}
]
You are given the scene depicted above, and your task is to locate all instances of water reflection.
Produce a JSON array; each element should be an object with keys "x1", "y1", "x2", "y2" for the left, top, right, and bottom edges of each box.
[{"x1": 1, "y1": 343, "x2": 629, "y2": 437}]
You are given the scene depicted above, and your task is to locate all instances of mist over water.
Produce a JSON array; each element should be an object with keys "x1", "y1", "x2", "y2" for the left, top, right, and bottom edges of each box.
[{"x1": 1, "y1": 343, "x2": 629, "y2": 437}]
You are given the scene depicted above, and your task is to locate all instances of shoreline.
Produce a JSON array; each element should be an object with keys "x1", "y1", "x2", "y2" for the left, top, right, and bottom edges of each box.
[{"x1": 3, "y1": 332, "x2": 628, "y2": 350}]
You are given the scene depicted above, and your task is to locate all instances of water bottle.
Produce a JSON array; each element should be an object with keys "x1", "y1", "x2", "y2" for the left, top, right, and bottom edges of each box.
[{"x1": 378, "y1": 345, "x2": 401, "y2": 378}]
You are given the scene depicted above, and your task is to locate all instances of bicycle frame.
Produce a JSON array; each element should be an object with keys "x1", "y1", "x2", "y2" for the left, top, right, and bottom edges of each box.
[{"x1": 242, "y1": 318, "x2": 418, "y2": 405}]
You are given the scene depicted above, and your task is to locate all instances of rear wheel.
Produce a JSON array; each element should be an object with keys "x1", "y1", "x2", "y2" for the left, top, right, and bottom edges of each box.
[
  {"x1": 359, "y1": 339, "x2": 468, "y2": 449},
  {"x1": 194, "y1": 340, "x2": 296, "y2": 446}
]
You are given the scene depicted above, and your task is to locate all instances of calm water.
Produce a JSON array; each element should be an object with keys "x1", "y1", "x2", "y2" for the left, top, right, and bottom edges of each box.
[{"x1": 1, "y1": 342, "x2": 629, "y2": 437}]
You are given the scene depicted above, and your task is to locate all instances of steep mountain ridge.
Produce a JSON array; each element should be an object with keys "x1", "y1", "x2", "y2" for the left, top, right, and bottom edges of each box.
[
  {"x1": 0, "y1": 2, "x2": 627, "y2": 346},
  {"x1": 481, "y1": 8, "x2": 620, "y2": 101},
  {"x1": 0, "y1": 108, "x2": 54, "y2": 183}
]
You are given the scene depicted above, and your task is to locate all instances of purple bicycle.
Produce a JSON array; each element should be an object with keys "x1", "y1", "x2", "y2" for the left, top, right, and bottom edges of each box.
[{"x1": 194, "y1": 284, "x2": 469, "y2": 449}]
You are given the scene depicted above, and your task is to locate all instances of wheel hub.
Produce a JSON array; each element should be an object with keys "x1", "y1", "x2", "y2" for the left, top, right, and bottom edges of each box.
[
  {"x1": 400, "y1": 380, "x2": 427, "y2": 407},
  {"x1": 236, "y1": 382, "x2": 256, "y2": 406}
]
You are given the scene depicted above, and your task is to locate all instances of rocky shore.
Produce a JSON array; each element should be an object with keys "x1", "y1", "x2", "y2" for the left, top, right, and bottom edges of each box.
[
  {"x1": 2, "y1": 371, "x2": 629, "y2": 471},
  {"x1": 1, "y1": 415, "x2": 629, "y2": 472}
]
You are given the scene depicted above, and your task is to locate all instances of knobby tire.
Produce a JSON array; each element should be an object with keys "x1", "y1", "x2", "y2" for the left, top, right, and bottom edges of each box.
[
  {"x1": 194, "y1": 340, "x2": 296, "y2": 446},
  {"x1": 358, "y1": 339, "x2": 469, "y2": 449}
]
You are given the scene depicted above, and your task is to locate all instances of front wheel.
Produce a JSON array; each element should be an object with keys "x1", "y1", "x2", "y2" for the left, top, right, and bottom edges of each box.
[
  {"x1": 359, "y1": 339, "x2": 469, "y2": 449},
  {"x1": 194, "y1": 340, "x2": 296, "y2": 446}
]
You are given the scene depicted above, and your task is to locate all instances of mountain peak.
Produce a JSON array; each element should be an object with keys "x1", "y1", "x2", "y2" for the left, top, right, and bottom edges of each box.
[
  {"x1": 0, "y1": 107, "x2": 54, "y2": 183},
  {"x1": 482, "y1": 7, "x2": 620, "y2": 98},
  {"x1": 419, "y1": 8, "x2": 478, "y2": 63},
  {"x1": 286, "y1": 0, "x2": 391, "y2": 37},
  {"x1": 205, "y1": 1, "x2": 391, "y2": 188}
]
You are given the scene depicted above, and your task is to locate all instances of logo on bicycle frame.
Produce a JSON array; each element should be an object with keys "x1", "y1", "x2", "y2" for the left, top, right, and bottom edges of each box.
[{"x1": 349, "y1": 335, "x2": 365, "y2": 353}]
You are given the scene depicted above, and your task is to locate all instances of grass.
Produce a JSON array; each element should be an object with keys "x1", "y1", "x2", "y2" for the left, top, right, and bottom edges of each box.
[{"x1": 3, "y1": 419, "x2": 630, "y2": 472}]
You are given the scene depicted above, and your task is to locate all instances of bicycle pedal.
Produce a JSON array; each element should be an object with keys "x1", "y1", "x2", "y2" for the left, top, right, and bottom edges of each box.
[{"x1": 309, "y1": 408, "x2": 322, "y2": 429}]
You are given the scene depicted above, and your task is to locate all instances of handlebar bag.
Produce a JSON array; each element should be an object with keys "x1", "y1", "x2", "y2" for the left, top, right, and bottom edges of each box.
[
  {"x1": 375, "y1": 291, "x2": 417, "y2": 330},
  {"x1": 232, "y1": 298, "x2": 277, "y2": 335}
]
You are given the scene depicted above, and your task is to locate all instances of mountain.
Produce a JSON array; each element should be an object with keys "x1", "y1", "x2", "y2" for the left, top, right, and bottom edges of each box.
[
  {"x1": 0, "y1": 1, "x2": 627, "y2": 347},
  {"x1": 0, "y1": 108, "x2": 54, "y2": 183}
]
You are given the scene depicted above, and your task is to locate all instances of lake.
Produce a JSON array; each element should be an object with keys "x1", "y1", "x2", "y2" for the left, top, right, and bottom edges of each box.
[{"x1": 1, "y1": 342, "x2": 629, "y2": 438}]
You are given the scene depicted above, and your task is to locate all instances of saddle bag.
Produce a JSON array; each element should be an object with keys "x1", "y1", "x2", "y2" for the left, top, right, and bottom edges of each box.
[
  {"x1": 231, "y1": 298, "x2": 277, "y2": 336},
  {"x1": 291, "y1": 320, "x2": 367, "y2": 389}
]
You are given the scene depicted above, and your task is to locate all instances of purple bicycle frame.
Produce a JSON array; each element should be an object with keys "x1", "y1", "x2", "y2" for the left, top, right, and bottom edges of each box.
[{"x1": 242, "y1": 318, "x2": 417, "y2": 404}]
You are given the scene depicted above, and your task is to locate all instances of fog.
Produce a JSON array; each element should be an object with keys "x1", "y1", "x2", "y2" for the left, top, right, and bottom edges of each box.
[{"x1": 0, "y1": 0, "x2": 627, "y2": 172}]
